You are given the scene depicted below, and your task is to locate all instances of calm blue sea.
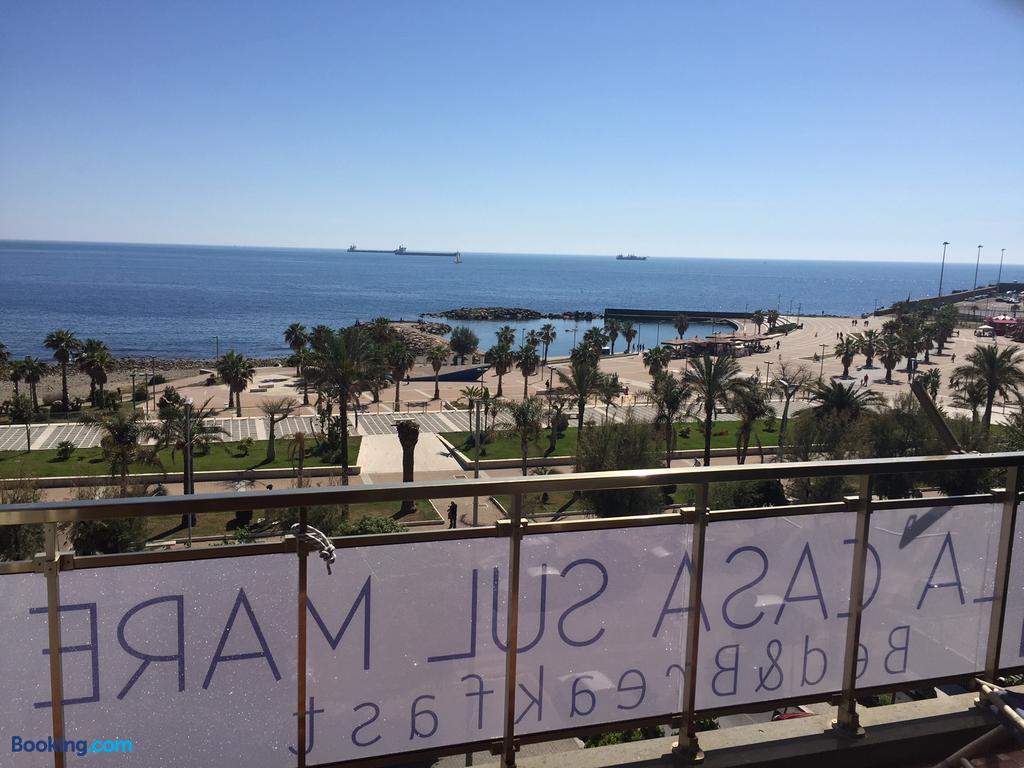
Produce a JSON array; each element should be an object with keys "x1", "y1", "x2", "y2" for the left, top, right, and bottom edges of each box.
[{"x1": 1, "y1": 240, "x2": 1017, "y2": 359}]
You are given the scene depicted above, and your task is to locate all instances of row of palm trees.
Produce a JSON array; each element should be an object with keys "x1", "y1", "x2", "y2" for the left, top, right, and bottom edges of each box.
[{"x1": 1, "y1": 331, "x2": 117, "y2": 413}]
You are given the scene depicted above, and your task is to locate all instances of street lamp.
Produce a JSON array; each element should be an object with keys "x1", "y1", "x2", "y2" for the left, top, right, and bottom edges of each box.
[
  {"x1": 214, "y1": 336, "x2": 220, "y2": 359},
  {"x1": 129, "y1": 370, "x2": 138, "y2": 411},
  {"x1": 938, "y1": 241, "x2": 949, "y2": 296},
  {"x1": 472, "y1": 399, "x2": 483, "y2": 527},
  {"x1": 998, "y1": 248, "x2": 1007, "y2": 287},
  {"x1": 564, "y1": 326, "x2": 578, "y2": 350},
  {"x1": 656, "y1": 321, "x2": 663, "y2": 345},
  {"x1": 819, "y1": 343, "x2": 827, "y2": 379},
  {"x1": 765, "y1": 360, "x2": 772, "y2": 382},
  {"x1": 973, "y1": 244, "x2": 983, "y2": 290}
]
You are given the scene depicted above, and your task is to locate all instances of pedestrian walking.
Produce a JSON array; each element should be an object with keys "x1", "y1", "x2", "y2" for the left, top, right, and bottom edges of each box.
[{"x1": 447, "y1": 501, "x2": 458, "y2": 529}]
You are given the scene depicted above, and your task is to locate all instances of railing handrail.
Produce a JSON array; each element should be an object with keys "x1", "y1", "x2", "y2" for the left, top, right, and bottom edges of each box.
[{"x1": 1, "y1": 450, "x2": 1022, "y2": 526}]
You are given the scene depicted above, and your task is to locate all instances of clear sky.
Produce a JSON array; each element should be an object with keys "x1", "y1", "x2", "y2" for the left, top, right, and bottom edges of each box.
[{"x1": 1, "y1": 0, "x2": 1021, "y2": 262}]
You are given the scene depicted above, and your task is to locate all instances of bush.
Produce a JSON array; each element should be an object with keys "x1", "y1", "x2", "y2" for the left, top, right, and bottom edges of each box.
[
  {"x1": 236, "y1": 437, "x2": 255, "y2": 457},
  {"x1": 578, "y1": 415, "x2": 664, "y2": 517},
  {"x1": 710, "y1": 480, "x2": 788, "y2": 510},
  {"x1": 133, "y1": 384, "x2": 149, "y2": 402},
  {"x1": 55, "y1": 440, "x2": 76, "y2": 461},
  {"x1": 148, "y1": 373, "x2": 167, "y2": 386},
  {"x1": 0, "y1": 475, "x2": 44, "y2": 561}
]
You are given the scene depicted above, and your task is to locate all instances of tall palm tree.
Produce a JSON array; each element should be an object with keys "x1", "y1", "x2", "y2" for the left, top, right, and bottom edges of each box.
[
  {"x1": 604, "y1": 318, "x2": 621, "y2": 354},
  {"x1": 598, "y1": 372, "x2": 622, "y2": 422},
  {"x1": 78, "y1": 338, "x2": 114, "y2": 407},
  {"x1": 681, "y1": 354, "x2": 743, "y2": 466},
  {"x1": 500, "y1": 398, "x2": 544, "y2": 475},
  {"x1": 290, "y1": 347, "x2": 314, "y2": 405},
  {"x1": 516, "y1": 344, "x2": 540, "y2": 399},
  {"x1": 489, "y1": 343, "x2": 515, "y2": 398},
  {"x1": 310, "y1": 324, "x2": 334, "y2": 352},
  {"x1": 496, "y1": 325, "x2": 517, "y2": 347},
  {"x1": 765, "y1": 309, "x2": 781, "y2": 331},
  {"x1": 651, "y1": 372, "x2": 690, "y2": 466},
  {"x1": 84, "y1": 409, "x2": 161, "y2": 495},
  {"x1": 43, "y1": 328, "x2": 81, "y2": 412},
  {"x1": 386, "y1": 341, "x2": 416, "y2": 412},
  {"x1": 750, "y1": 310, "x2": 766, "y2": 334},
  {"x1": 217, "y1": 351, "x2": 256, "y2": 417},
  {"x1": 876, "y1": 334, "x2": 902, "y2": 383},
  {"x1": 807, "y1": 380, "x2": 881, "y2": 421},
  {"x1": 855, "y1": 329, "x2": 880, "y2": 368},
  {"x1": 154, "y1": 396, "x2": 226, "y2": 463},
  {"x1": 732, "y1": 377, "x2": 775, "y2": 464},
  {"x1": 833, "y1": 337, "x2": 859, "y2": 378},
  {"x1": 951, "y1": 378, "x2": 987, "y2": 425},
  {"x1": 525, "y1": 329, "x2": 541, "y2": 348},
  {"x1": 8, "y1": 357, "x2": 23, "y2": 397},
  {"x1": 426, "y1": 344, "x2": 448, "y2": 401},
  {"x1": 19, "y1": 357, "x2": 48, "y2": 411},
  {"x1": 284, "y1": 323, "x2": 309, "y2": 375},
  {"x1": 539, "y1": 324, "x2": 557, "y2": 366},
  {"x1": 951, "y1": 345, "x2": 1024, "y2": 432},
  {"x1": 449, "y1": 326, "x2": 479, "y2": 365},
  {"x1": 621, "y1": 320, "x2": 637, "y2": 354},
  {"x1": 556, "y1": 350, "x2": 605, "y2": 443},
  {"x1": 581, "y1": 327, "x2": 608, "y2": 355},
  {"x1": 642, "y1": 345, "x2": 672, "y2": 378},
  {"x1": 309, "y1": 326, "x2": 378, "y2": 487},
  {"x1": 673, "y1": 314, "x2": 690, "y2": 340}
]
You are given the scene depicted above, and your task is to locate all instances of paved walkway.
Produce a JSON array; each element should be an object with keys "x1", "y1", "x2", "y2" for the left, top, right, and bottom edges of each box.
[{"x1": 357, "y1": 433, "x2": 463, "y2": 475}]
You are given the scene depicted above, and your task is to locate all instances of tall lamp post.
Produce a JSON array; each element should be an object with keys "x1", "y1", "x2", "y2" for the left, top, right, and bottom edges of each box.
[
  {"x1": 564, "y1": 326, "x2": 578, "y2": 350},
  {"x1": 472, "y1": 399, "x2": 483, "y2": 527},
  {"x1": 973, "y1": 244, "x2": 983, "y2": 290},
  {"x1": 129, "y1": 370, "x2": 138, "y2": 412},
  {"x1": 938, "y1": 241, "x2": 949, "y2": 296},
  {"x1": 998, "y1": 248, "x2": 1007, "y2": 287},
  {"x1": 214, "y1": 336, "x2": 220, "y2": 359},
  {"x1": 819, "y1": 343, "x2": 827, "y2": 379}
]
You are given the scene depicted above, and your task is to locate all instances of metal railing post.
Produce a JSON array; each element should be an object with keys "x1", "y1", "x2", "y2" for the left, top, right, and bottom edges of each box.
[
  {"x1": 296, "y1": 507, "x2": 308, "y2": 768},
  {"x1": 985, "y1": 465, "x2": 1021, "y2": 681},
  {"x1": 834, "y1": 475, "x2": 874, "y2": 738},
  {"x1": 675, "y1": 483, "x2": 708, "y2": 764},
  {"x1": 42, "y1": 522, "x2": 66, "y2": 768},
  {"x1": 500, "y1": 494, "x2": 524, "y2": 768}
]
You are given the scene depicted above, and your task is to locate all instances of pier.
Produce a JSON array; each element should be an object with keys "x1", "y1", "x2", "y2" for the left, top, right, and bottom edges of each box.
[{"x1": 347, "y1": 245, "x2": 462, "y2": 262}]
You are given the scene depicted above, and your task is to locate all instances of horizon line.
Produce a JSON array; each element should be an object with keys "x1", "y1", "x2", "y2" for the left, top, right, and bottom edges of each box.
[{"x1": 0, "y1": 237, "x2": 1015, "y2": 267}]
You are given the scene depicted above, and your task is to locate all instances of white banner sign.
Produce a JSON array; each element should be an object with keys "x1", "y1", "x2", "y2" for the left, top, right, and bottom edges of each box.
[{"x1": 0, "y1": 501, "x2": 1017, "y2": 767}]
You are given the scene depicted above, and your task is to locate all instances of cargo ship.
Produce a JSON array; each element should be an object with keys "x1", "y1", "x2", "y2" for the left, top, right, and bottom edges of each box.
[{"x1": 616, "y1": 254, "x2": 647, "y2": 261}]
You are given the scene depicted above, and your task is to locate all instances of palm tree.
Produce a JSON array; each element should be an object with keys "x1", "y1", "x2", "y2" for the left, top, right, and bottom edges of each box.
[
  {"x1": 78, "y1": 338, "x2": 114, "y2": 407},
  {"x1": 651, "y1": 372, "x2": 689, "y2": 466},
  {"x1": 855, "y1": 329, "x2": 880, "y2": 368},
  {"x1": 8, "y1": 357, "x2": 23, "y2": 398},
  {"x1": 876, "y1": 334, "x2": 902, "y2": 383},
  {"x1": 501, "y1": 398, "x2": 544, "y2": 475},
  {"x1": 489, "y1": 343, "x2": 515, "y2": 398},
  {"x1": 290, "y1": 347, "x2": 314, "y2": 405},
  {"x1": 673, "y1": 314, "x2": 690, "y2": 340},
  {"x1": 556, "y1": 352, "x2": 606, "y2": 465},
  {"x1": 9, "y1": 394, "x2": 34, "y2": 452},
  {"x1": 426, "y1": 344, "x2": 448, "y2": 400},
  {"x1": 539, "y1": 323, "x2": 557, "y2": 365},
  {"x1": 918, "y1": 367, "x2": 942, "y2": 400},
  {"x1": 460, "y1": 385, "x2": 485, "y2": 440},
  {"x1": 750, "y1": 310, "x2": 766, "y2": 334},
  {"x1": 217, "y1": 352, "x2": 256, "y2": 417},
  {"x1": 154, "y1": 396, "x2": 226, "y2": 463},
  {"x1": 833, "y1": 337, "x2": 859, "y2": 378},
  {"x1": 85, "y1": 409, "x2": 161, "y2": 495},
  {"x1": 604, "y1": 318, "x2": 621, "y2": 354},
  {"x1": 284, "y1": 323, "x2": 309, "y2": 375},
  {"x1": 525, "y1": 329, "x2": 541, "y2": 348},
  {"x1": 43, "y1": 328, "x2": 81, "y2": 412},
  {"x1": 386, "y1": 341, "x2": 416, "y2": 412},
  {"x1": 765, "y1": 309, "x2": 781, "y2": 331},
  {"x1": 621, "y1": 320, "x2": 637, "y2": 354},
  {"x1": 681, "y1": 354, "x2": 743, "y2": 466},
  {"x1": 310, "y1": 324, "x2": 334, "y2": 352},
  {"x1": 951, "y1": 345, "x2": 1024, "y2": 432},
  {"x1": 581, "y1": 327, "x2": 608, "y2": 355},
  {"x1": 20, "y1": 357, "x2": 47, "y2": 411},
  {"x1": 642, "y1": 345, "x2": 672, "y2": 377},
  {"x1": 732, "y1": 377, "x2": 775, "y2": 464},
  {"x1": 933, "y1": 305, "x2": 959, "y2": 355},
  {"x1": 449, "y1": 326, "x2": 479, "y2": 365},
  {"x1": 598, "y1": 372, "x2": 622, "y2": 422},
  {"x1": 496, "y1": 326, "x2": 516, "y2": 347},
  {"x1": 773, "y1": 362, "x2": 811, "y2": 456},
  {"x1": 516, "y1": 344, "x2": 540, "y2": 399},
  {"x1": 807, "y1": 380, "x2": 881, "y2": 421},
  {"x1": 951, "y1": 378, "x2": 987, "y2": 425},
  {"x1": 310, "y1": 326, "x2": 378, "y2": 487}
]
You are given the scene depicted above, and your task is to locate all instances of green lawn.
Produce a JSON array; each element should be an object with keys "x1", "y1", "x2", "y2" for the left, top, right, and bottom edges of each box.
[
  {"x1": 0, "y1": 438, "x2": 361, "y2": 480},
  {"x1": 443, "y1": 420, "x2": 778, "y2": 460}
]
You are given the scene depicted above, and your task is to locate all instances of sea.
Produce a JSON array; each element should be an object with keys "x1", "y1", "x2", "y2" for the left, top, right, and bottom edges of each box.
[{"x1": 1, "y1": 240, "x2": 1018, "y2": 360}]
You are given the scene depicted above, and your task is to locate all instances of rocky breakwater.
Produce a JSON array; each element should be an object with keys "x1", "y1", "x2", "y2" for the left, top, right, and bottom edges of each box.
[
  {"x1": 430, "y1": 307, "x2": 599, "y2": 321},
  {"x1": 390, "y1": 322, "x2": 451, "y2": 354}
]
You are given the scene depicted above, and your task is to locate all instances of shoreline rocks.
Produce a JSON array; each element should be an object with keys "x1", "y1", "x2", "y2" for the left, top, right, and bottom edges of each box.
[{"x1": 427, "y1": 307, "x2": 599, "y2": 322}]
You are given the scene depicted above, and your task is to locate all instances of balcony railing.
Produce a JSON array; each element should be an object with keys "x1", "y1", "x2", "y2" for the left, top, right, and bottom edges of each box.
[{"x1": 2, "y1": 451, "x2": 1023, "y2": 768}]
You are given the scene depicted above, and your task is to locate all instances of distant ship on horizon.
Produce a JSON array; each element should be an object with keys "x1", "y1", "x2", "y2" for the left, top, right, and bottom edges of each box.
[{"x1": 616, "y1": 253, "x2": 647, "y2": 261}]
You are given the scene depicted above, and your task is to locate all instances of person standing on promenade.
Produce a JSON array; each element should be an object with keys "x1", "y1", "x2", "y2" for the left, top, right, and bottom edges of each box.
[{"x1": 447, "y1": 501, "x2": 458, "y2": 529}]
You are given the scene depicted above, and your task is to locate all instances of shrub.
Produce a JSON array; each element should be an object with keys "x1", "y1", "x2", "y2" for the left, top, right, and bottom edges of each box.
[
  {"x1": 236, "y1": 437, "x2": 255, "y2": 457},
  {"x1": 148, "y1": 373, "x2": 167, "y2": 386},
  {"x1": 133, "y1": 384, "x2": 149, "y2": 402},
  {"x1": 55, "y1": 440, "x2": 76, "y2": 461}
]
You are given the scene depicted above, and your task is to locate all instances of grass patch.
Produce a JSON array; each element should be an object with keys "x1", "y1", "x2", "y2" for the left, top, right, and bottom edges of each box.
[
  {"x1": 0, "y1": 438, "x2": 361, "y2": 480},
  {"x1": 443, "y1": 420, "x2": 778, "y2": 460}
]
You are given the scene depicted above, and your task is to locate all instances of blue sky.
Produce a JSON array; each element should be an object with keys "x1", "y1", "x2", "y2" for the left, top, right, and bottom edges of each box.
[{"x1": 1, "y1": 0, "x2": 1021, "y2": 262}]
